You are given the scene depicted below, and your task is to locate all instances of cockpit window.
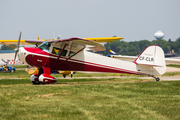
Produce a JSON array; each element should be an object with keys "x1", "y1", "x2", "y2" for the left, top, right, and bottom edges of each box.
[
  {"x1": 68, "y1": 51, "x2": 75, "y2": 57},
  {"x1": 52, "y1": 47, "x2": 67, "y2": 56},
  {"x1": 38, "y1": 41, "x2": 51, "y2": 53}
]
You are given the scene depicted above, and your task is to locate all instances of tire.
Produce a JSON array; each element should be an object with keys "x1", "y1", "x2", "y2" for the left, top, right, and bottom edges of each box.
[
  {"x1": 63, "y1": 75, "x2": 66, "y2": 78},
  {"x1": 156, "y1": 77, "x2": 160, "y2": 81},
  {"x1": 32, "y1": 81, "x2": 40, "y2": 85},
  {"x1": 10, "y1": 69, "x2": 15, "y2": 73}
]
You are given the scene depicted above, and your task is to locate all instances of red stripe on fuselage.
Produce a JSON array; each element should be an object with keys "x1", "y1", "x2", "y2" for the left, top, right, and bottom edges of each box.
[{"x1": 24, "y1": 47, "x2": 149, "y2": 75}]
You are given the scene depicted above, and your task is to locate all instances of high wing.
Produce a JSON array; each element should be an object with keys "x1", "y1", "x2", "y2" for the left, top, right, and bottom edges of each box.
[
  {"x1": 85, "y1": 37, "x2": 123, "y2": 43},
  {"x1": 0, "y1": 37, "x2": 123, "y2": 45},
  {"x1": 48, "y1": 37, "x2": 105, "y2": 52}
]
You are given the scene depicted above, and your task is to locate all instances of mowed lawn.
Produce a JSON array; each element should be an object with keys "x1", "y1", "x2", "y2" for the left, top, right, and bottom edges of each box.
[{"x1": 0, "y1": 78, "x2": 180, "y2": 120}]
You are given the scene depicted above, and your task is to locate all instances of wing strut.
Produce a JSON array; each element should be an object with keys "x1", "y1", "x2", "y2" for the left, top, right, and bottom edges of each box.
[
  {"x1": 54, "y1": 45, "x2": 85, "y2": 69},
  {"x1": 60, "y1": 46, "x2": 85, "y2": 65}
]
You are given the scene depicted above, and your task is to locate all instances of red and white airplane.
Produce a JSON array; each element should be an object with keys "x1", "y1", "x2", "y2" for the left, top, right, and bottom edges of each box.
[{"x1": 14, "y1": 31, "x2": 166, "y2": 84}]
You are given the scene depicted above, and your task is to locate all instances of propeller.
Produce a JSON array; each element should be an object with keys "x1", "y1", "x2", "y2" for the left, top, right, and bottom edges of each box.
[
  {"x1": 14, "y1": 29, "x2": 22, "y2": 64},
  {"x1": 2, "y1": 59, "x2": 8, "y2": 65}
]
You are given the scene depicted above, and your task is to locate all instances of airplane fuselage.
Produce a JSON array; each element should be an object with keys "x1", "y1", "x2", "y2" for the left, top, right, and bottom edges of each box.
[{"x1": 19, "y1": 47, "x2": 159, "y2": 76}]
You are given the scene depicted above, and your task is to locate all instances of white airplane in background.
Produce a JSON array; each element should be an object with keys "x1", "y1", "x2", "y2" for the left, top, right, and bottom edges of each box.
[{"x1": 108, "y1": 50, "x2": 180, "y2": 65}]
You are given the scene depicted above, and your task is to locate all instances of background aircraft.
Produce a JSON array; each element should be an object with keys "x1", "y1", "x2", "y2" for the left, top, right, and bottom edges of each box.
[
  {"x1": 0, "y1": 37, "x2": 123, "y2": 45},
  {"x1": 108, "y1": 50, "x2": 180, "y2": 65}
]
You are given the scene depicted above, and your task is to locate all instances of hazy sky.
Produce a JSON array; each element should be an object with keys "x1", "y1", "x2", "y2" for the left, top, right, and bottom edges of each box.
[{"x1": 0, "y1": 0, "x2": 180, "y2": 42}]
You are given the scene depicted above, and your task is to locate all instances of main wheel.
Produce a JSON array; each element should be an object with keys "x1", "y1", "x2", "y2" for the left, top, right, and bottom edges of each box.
[{"x1": 31, "y1": 74, "x2": 40, "y2": 85}]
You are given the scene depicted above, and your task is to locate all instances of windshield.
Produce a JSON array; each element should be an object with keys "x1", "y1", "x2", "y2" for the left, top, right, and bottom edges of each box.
[{"x1": 38, "y1": 41, "x2": 51, "y2": 53}]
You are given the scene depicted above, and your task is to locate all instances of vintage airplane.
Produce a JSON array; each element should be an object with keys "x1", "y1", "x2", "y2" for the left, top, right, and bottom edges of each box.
[
  {"x1": 108, "y1": 50, "x2": 180, "y2": 65},
  {"x1": 11, "y1": 30, "x2": 166, "y2": 84}
]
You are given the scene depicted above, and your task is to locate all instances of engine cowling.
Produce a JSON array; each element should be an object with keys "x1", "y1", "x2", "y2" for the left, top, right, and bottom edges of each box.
[{"x1": 39, "y1": 74, "x2": 57, "y2": 83}]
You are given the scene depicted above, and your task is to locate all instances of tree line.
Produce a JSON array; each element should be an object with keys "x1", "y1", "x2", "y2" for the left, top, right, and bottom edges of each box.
[{"x1": 98, "y1": 37, "x2": 180, "y2": 56}]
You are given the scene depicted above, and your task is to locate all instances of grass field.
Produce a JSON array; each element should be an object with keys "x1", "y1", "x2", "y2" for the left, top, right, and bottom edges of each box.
[
  {"x1": 0, "y1": 78, "x2": 180, "y2": 120},
  {"x1": 0, "y1": 65, "x2": 180, "y2": 119}
]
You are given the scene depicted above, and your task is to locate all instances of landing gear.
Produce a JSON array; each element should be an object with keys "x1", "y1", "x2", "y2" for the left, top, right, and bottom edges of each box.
[
  {"x1": 31, "y1": 74, "x2": 40, "y2": 85},
  {"x1": 152, "y1": 76, "x2": 160, "y2": 81},
  {"x1": 71, "y1": 71, "x2": 75, "y2": 78},
  {"x1": 30, "y1": 67, "x2": 57, "y2": 85},
  {"x1": 63, "y1": 75, "x2": 66, "y2": 78},
  {"x1": 39, "y1": 74, "x2": 57, "y2": 83},
  {"x1": 31, "y1": 73, "x2": 57, "y2": 85}
]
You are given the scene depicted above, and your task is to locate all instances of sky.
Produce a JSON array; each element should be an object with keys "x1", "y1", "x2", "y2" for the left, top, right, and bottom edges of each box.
[{"x1": 0, "y1": 0, "x2": 180, "y2": 42}]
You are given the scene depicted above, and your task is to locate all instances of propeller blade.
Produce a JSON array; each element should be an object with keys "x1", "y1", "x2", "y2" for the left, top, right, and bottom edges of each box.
[
  {"x1": 14, "y1": 29, "x2": 22, "y2": 64},
  {"x1": 17, "y1": 29, "x2": 22, "y2": 50}
]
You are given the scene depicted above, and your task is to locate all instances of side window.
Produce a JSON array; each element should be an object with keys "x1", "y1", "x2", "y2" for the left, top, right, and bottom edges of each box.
[
  {"x1": 69, "y1": 51, "x2": 75, "y2": 57},
  {"x1": 60, "y1": 49, "x2": 67, "y2": 56},
  {"x1": 52, "y1": 47, "x2": 67, "y2": 56}
]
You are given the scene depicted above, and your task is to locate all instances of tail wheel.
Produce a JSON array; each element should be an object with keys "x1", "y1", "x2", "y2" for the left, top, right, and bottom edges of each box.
[
  {"x1": 152, "y1": 76, "x2": 160, "y2": 81},
  {"x1": 156, "y1": 77, "x2": 160, "y2": 81}
]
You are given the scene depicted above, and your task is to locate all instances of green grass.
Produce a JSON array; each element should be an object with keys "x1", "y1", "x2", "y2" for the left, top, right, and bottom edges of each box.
[
  {"x1": 163, "y1": 72, "x2": 180, "y2": 76},
  {"x1": 0, "y1": 69, "x2": 146, "y2": 79},
  {"x1": 8, "y1": 65, "x2": 27, "y2": 69},
  {"x1": 1, "y1": 69, "x2": 180, "y2": 80},
  {"x1": 1, "y1": 64, "x2": 180, "y2": 79},
  {"x1": 167, "y1": 64, "x2": 180, "y2": 68},
  {"x1": 0, "y1": 79, "x2": 180, "y2": 120},
  {"x1": 0, "y1": 70, "x2": 30, "y2": 78},
  {"x1": 0, "y1": 67, "x2": 180, "y2": 119}
]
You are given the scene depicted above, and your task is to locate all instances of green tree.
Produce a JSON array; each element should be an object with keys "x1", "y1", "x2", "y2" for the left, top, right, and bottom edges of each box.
[{"x1": 0, "y1": 44, "x2": 16, "y2": 50}]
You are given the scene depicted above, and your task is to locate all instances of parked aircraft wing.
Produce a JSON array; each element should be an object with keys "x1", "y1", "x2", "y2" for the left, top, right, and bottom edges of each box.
[
  {"x1": 110, "y1": 53, "x2": 180, "y2": 65},
  {"x1": 0, "y1": 40, "x2": 32, "y2": 45},
  {"x1": 165, "y1": 58, "x2": 180, "y2": 65},
  {"x1": 110, "y1": 55, "x2": 136, "y2": 62}
]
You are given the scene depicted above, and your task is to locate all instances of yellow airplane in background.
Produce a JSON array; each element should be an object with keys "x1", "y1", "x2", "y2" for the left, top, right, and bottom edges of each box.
[
  {"x1": 0, "y1": 37, "x2": 123, "y2": 45},
  {"x1": 0, "y1": 36, "x2": 123, "y2": 77}
]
